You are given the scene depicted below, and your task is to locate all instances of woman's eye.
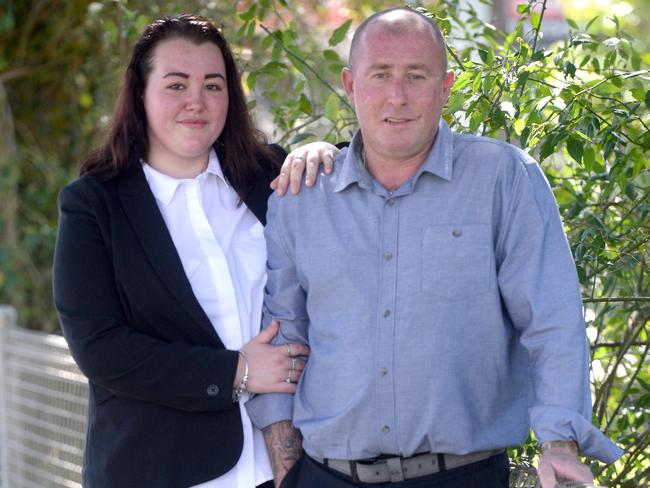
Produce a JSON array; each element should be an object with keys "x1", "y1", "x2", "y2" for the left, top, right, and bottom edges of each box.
[
  {"x1": 206, "y1": 84, "x2": 222, "y2": 91},
  {"x1": 167, "y1": 83, "x2": 185, "y2": 90}
]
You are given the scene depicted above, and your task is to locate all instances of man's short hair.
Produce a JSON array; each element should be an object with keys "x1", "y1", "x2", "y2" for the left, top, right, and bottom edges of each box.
[{"x1": 348, "y1": 7, "x2": 448, "y2": 74}]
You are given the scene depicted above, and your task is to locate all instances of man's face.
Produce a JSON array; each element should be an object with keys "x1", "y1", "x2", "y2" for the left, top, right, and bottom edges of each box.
[{"x1": 342, "y1": 19, "x2": 454, "y2": 165}]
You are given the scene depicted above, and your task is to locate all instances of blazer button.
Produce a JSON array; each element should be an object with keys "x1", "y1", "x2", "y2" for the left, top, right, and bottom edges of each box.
[{"x1": 206, "y1": 384, "x2": 220, "y2": 396}]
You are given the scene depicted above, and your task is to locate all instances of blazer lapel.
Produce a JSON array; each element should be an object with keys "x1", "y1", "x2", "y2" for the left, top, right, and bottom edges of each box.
[{"x1": 118, "y1": 166, "x2": 222, "y2": 345}]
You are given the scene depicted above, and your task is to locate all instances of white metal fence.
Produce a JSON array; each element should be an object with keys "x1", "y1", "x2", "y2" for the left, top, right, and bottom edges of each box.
[{"x1": 0, "y1": 305, "x2": 87, "y2": 488}]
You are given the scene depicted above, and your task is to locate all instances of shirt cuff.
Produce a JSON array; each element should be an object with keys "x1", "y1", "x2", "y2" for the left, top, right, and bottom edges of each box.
[
  {"x1": 531, "y1": 405, "x2": 624, "y2": 464},
  {"x1": 245, "y1": 392, "x2": 294, "y2": 430}
]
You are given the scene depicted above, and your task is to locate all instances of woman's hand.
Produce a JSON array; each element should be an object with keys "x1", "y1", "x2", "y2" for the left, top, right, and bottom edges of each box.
[
  {"x1": 238, "y1": 320, "x2": 309, "y2": 394},
  {"x1": 272, "y1": 142, "x2": 340, "y2": 196}
]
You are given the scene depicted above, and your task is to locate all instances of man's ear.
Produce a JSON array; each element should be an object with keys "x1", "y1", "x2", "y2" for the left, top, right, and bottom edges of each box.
[
  {"x1": 342, "y1": 67, "x2": 354, "y2": 103},
  {"x1": 443, "y1": 70, "x2": 455, "y2": 98}
]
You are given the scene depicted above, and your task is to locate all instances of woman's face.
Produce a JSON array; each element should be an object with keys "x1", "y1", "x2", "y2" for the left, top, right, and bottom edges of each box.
[{"x1": 143, "y1": 37, "x2": 228, "y2": 177}]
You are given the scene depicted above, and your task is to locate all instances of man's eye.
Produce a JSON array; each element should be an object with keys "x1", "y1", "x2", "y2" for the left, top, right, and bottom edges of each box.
[{"x1": 372, "y1": 73, "x2": 388, "y2": 79}]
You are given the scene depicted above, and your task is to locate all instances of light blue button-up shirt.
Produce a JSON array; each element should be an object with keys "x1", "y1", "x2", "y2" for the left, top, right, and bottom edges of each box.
[{"x1": 247, "y1": 121, "x2": 622, "y2": 464}]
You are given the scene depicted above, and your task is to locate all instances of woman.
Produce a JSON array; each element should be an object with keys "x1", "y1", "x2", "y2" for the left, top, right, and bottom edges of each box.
[{"x1": 53, "y1": 14, "x2": 337, "y2": 488}]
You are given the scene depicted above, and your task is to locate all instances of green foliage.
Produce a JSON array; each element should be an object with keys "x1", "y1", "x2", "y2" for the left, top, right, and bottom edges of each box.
[{"x1": 0, "y1": 1, "x2": 648, "y2": 485}]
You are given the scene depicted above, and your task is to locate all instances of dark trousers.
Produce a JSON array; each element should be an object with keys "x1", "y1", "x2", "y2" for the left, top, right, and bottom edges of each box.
[{"x1": 281, "y1": 452, "x2": 510, "y2": 488}]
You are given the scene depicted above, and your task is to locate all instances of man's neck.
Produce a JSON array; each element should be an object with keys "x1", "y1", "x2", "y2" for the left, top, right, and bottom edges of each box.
[{"x1": 362, "y1": 148, "x2": 430, "y2": 192}]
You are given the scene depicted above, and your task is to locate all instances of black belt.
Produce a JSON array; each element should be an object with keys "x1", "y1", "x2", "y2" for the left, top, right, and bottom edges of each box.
[{"x1": 310, "y1": 449, "x2": 505, "y2": 484}]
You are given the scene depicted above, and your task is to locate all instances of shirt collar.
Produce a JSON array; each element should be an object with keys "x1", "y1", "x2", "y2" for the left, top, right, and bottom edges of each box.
[
  {"x1": 333, "y1": 119, "x2": 454, "y2": 193},
  {"x1": 142, "y1": 148, "x2": 228, "y2": 205}
]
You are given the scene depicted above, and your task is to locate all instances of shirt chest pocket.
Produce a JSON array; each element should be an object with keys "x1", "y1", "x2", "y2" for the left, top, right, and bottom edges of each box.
[{"x1": 421, "y1": 224, "x2": 492, "y2": 300}]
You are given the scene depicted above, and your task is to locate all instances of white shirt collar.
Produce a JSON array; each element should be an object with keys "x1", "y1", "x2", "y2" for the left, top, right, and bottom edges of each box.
[{"x1": 142, "y1": 148, "x2": 229, "y2": 206}]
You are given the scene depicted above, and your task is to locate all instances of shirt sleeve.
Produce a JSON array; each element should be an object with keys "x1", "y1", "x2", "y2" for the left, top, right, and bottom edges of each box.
[
  {"x1": 496, "y1": 154, "x2": 623, "y2": 463},
  {"x1": 246, "y1": 193, "x2": 309, "y2": 430}
]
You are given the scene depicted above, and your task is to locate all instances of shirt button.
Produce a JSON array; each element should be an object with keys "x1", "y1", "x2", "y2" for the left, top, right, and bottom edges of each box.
[
  {"x1": 383, "y1": 252, "x2": 393, "y2": 261},
  {"x1": 382, "y1": 426, "x2": 390, "y2": 433},
  {"x1": 386, "y1": 199, "x2": 396, "y2": 207},
  {"x1": 379, "y1": 367, "x2": 388, "y2": 376},
  {"x1": 383, "y1": 309, "x2": 391, "y2": 318},
  {"x1": 206, "y1": 384, "x2": 220, "y2": 396},
  {"x1": 452, "y1": 228, "x2": 462, "y2": 237}
]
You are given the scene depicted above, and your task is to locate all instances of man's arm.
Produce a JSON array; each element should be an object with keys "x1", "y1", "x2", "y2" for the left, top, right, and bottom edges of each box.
[
  {"x1": 495, "y1": 153, "x2": 622, "y2": 482},
  {"x1": 263, "y1": 420, "x2": 303, "y2": 488}
]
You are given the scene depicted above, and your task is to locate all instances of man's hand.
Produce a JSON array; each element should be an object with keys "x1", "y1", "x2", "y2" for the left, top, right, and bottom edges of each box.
[
  {"x1": 537, "y1": 441, "x2": 594, "y2": 488},
  {"x1": 263, "y1": 420, "x2": 303, "y2": 487}
]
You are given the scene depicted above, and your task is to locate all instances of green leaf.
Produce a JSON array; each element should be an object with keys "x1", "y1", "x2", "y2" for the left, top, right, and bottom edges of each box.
[
  {"x1": 582, "y1": 146, "x2": 595, "y2": 173},
  {"x1": 324, "y1": 92, "x2": 340, "y2": 122},
  {"x1": 452, "y1": 70, "x2": 474, "y2": 91},
  {"x1": 239, "y1": 4, "x2": 257, "y2": 22},
  {"x1": 478, "y1": 49, "x2": 494, "y2": 64},
  {"x1": 519, "y1": 127, "x2": 531, "y2": 148},
  {"x1": 516, "y1": 3, "x2": 530, "y2": 15},
  {"x1": 585, "y1": 15, "x2": 599, "y2": 31},
  {"x1": 255, "y1": 61, "x2": 287, "y2": 78},
  {"x1": 563, "y1": 61, "x2": 576, "y2": 77},
  {"x1": 567, "y1": 138, "x2": 583, "y2": 164},
  {"x1": 566, "y1": 18, "x2": 578, "y2": 29},
  {"x1": 323, "y1": 49, "x2": 340, "y2": 62},
  {"x1": 531, "y1": 12, "x2": 541, "y2": 30},
  {"x1": 447, "y1": 92, "x2": 464, "y2": 113},
  {"x1": 513, "y1": 119, "x2": 526, "y2": 136},
  {"x1": 540, "y1": 135, "x2": 558, "y2": 160},
  {"x1": 329, "y1": 19, "x2": 353, "y2": 46},
  {"x1": 645, "y1": 90, "x2": 650, "y2": 110},
  {"x1": 246, "y1": 72, "x2": 257, "y2": 91},
  {"x1": 298, "y1": 94, "x2": 312, "y2": 115}
]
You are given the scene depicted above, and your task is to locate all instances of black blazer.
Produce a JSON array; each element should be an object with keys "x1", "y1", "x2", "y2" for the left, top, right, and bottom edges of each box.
[{"x1": 53, "y1": 150, "x2": 282, "y2": 487}]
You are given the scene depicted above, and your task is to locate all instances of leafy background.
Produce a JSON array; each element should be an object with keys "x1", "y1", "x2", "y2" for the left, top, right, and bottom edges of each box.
[{"x1": 0, "y1": 1, "x2": 648, "y2": 486}]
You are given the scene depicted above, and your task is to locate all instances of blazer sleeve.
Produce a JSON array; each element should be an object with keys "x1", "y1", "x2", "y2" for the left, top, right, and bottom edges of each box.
[{"x1": 53, "y1": 179, "x2": 239, "y2": 412}]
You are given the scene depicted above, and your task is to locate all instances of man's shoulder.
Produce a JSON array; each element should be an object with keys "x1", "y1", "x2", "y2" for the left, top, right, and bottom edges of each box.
[
  {"x1": 267, "y1": 159, "x2": 342, "y2": 213},
  {"x1": 451, "y1": 130, "x2": 537, "y2": 175}
]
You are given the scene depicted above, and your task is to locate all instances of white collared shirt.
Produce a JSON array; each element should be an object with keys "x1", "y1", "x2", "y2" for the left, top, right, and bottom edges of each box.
[{"x1": 142, "y1": 149, "x2": 272, "y2": 488}]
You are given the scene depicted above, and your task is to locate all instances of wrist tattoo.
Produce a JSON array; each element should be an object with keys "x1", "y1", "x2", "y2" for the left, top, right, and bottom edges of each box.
[{"x1": 263, "y1": 421, "x2": 303, "y2": 482}]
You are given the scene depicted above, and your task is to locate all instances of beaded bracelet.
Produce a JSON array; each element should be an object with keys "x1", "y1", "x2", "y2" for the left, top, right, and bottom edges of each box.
[{"x1": 232, "y1": 351, "x2": 249, "y2": 403}]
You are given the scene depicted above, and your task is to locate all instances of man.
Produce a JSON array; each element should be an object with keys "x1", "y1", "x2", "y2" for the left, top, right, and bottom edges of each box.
[{"x1": 247, "y1": 7, "x2": 622, "y2": 488}]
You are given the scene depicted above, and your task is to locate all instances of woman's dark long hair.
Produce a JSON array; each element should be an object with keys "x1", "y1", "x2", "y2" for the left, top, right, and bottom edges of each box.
[{"x1": 81, "y1": 14, "x2": 276, "y2": 197}]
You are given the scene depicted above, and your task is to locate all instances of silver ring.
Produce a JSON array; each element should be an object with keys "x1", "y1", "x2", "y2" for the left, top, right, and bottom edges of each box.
[
  {"x1": 286, "y1": 371, "x2": 292, "y2": 383},
  {"x1": 293, "y1": 156, "x2": 304, "y2": 162},
  {"x1": 286, "y1": 344, "x2": 293, "y2": 357},
  {"x1": 290, "y1": 357, "x2": 296, "y2": 371}
]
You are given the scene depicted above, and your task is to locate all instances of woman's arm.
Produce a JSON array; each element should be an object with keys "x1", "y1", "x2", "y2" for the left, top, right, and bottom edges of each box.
[{"x1": 54, "y1": 180, "x2": 307, "y2": 412}]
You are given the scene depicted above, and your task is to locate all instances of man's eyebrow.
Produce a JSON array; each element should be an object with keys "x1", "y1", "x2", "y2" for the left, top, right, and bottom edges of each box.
[
  {"x1": 367, "y1": 63, "x2": 392, "y2": 71},
  {"x1": 162, "y1": 72, "x2": 226, "y2": 80},
  {"x1": 366, "y1": 63, "x2": 432, "y2": 72},
  {"x1": 406, "y1": 63, "x2": 433, "y2": 72}
]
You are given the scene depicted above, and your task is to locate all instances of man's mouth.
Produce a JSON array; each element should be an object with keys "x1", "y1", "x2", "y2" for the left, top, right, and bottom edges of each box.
[{"x1": 383, "y1": 117, "x2": 413, "y2": 124}]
